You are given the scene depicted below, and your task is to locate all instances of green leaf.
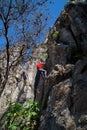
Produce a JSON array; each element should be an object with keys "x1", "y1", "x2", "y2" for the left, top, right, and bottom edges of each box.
[{"x1": 8, "y1": 124, "x2": 17, "y2": 130}]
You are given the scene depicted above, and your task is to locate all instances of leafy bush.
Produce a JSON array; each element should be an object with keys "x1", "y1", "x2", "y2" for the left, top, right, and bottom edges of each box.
[
  {"x1": 52, "y1": 30, "x2": 61, "y2": 41},
  {"x1": 42, "y1": 53, "x2": 48, "y2": 59},
  {"x1": 2, "y1": 100, "x2": 40, "y2": 130}
]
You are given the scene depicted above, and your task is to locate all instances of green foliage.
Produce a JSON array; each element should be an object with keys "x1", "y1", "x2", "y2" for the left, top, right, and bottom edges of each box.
[
  {"x1": 2, "y1": 100, "x2": 40, "y2": 130},
  {"x1": 42, "y1": 53, "x2": 48, "y2": 59},
  {"x1": 52, "y1": 30, "x2": 61, "y2": 41}
]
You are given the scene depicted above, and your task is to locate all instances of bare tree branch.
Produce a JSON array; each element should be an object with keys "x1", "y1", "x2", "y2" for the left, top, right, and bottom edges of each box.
[{"x1": 0, "y1": 0, "x2": 52, "y2": 96}]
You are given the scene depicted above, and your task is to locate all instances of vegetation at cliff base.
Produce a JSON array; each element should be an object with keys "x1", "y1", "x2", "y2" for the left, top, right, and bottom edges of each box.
[{"x1": 2, "y1": 100, "x2": 40, "y2": 130}]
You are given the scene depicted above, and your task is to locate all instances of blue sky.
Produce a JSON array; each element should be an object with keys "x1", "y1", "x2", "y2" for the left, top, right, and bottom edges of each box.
[
  {"x1": 0, "y1": 0, "x2": 67, "y2": 50},
  {"x1": 48, "y1": 0, "x2": 67, "y2": 26}
]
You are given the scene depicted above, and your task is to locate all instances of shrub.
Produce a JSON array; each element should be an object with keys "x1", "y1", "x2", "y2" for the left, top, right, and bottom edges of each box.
[
  {"x1": 2, "y1": 100, "x2": 40, "y2": 130},
  {"x1": 52, "y1": 30, "x2": 61, "y2": 41},
  {"x1": 42, "y1": 53, "x2": 48, "y2": 59}
]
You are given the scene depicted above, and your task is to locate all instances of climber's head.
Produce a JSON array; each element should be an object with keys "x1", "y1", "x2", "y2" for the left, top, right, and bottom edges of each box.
[{"x1": 40, "y1": 59, "x2": 44, "y2": 62}]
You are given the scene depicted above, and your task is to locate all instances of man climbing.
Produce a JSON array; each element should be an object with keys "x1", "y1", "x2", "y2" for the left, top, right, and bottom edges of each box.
[{"x1": 34, "y1": 60, "x2": 47, "y2": 100}]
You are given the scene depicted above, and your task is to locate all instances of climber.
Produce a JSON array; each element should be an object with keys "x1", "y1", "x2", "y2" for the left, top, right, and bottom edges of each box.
[{"x1": 34, "y1": 60, "x2": 47, "y2": 100}]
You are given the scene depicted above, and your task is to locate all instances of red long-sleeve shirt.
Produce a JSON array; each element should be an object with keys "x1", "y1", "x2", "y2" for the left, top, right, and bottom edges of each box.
[{"x1": 36, "y1": 62, "x2": 45, "y2": 70}]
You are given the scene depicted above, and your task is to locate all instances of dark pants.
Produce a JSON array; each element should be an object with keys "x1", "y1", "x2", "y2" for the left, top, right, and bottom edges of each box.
[{"x1": 34, "y1": 69, "x2": 47, "y2": 100}]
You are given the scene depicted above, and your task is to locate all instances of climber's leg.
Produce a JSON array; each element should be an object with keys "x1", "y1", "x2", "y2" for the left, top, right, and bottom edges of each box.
[
  {"x1": 34, "y1": 70, "x2": 41, "y2": 100},
  {"x1": 40, "y1": 68, "x2": 47, "y2": 79}
]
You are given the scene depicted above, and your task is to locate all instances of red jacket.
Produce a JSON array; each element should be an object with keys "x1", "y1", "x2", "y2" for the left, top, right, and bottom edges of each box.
[{"x1": 36, "y1": 62, "x2": 45, "y2": 70}]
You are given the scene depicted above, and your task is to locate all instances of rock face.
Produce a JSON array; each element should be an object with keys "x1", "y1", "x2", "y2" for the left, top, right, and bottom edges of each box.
[
  {"x1": 0, "y1": 43, "x2": 47, "y2": 117},
  {"x1": 0, "y1": 2, "x2": 87, "y2": 130},
  {"x1": 68, "y1": 0, "x2": 87, "y2": 4},
  {"x1": 37, "y1": 3, "x2": 87, "y2": 130}
]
